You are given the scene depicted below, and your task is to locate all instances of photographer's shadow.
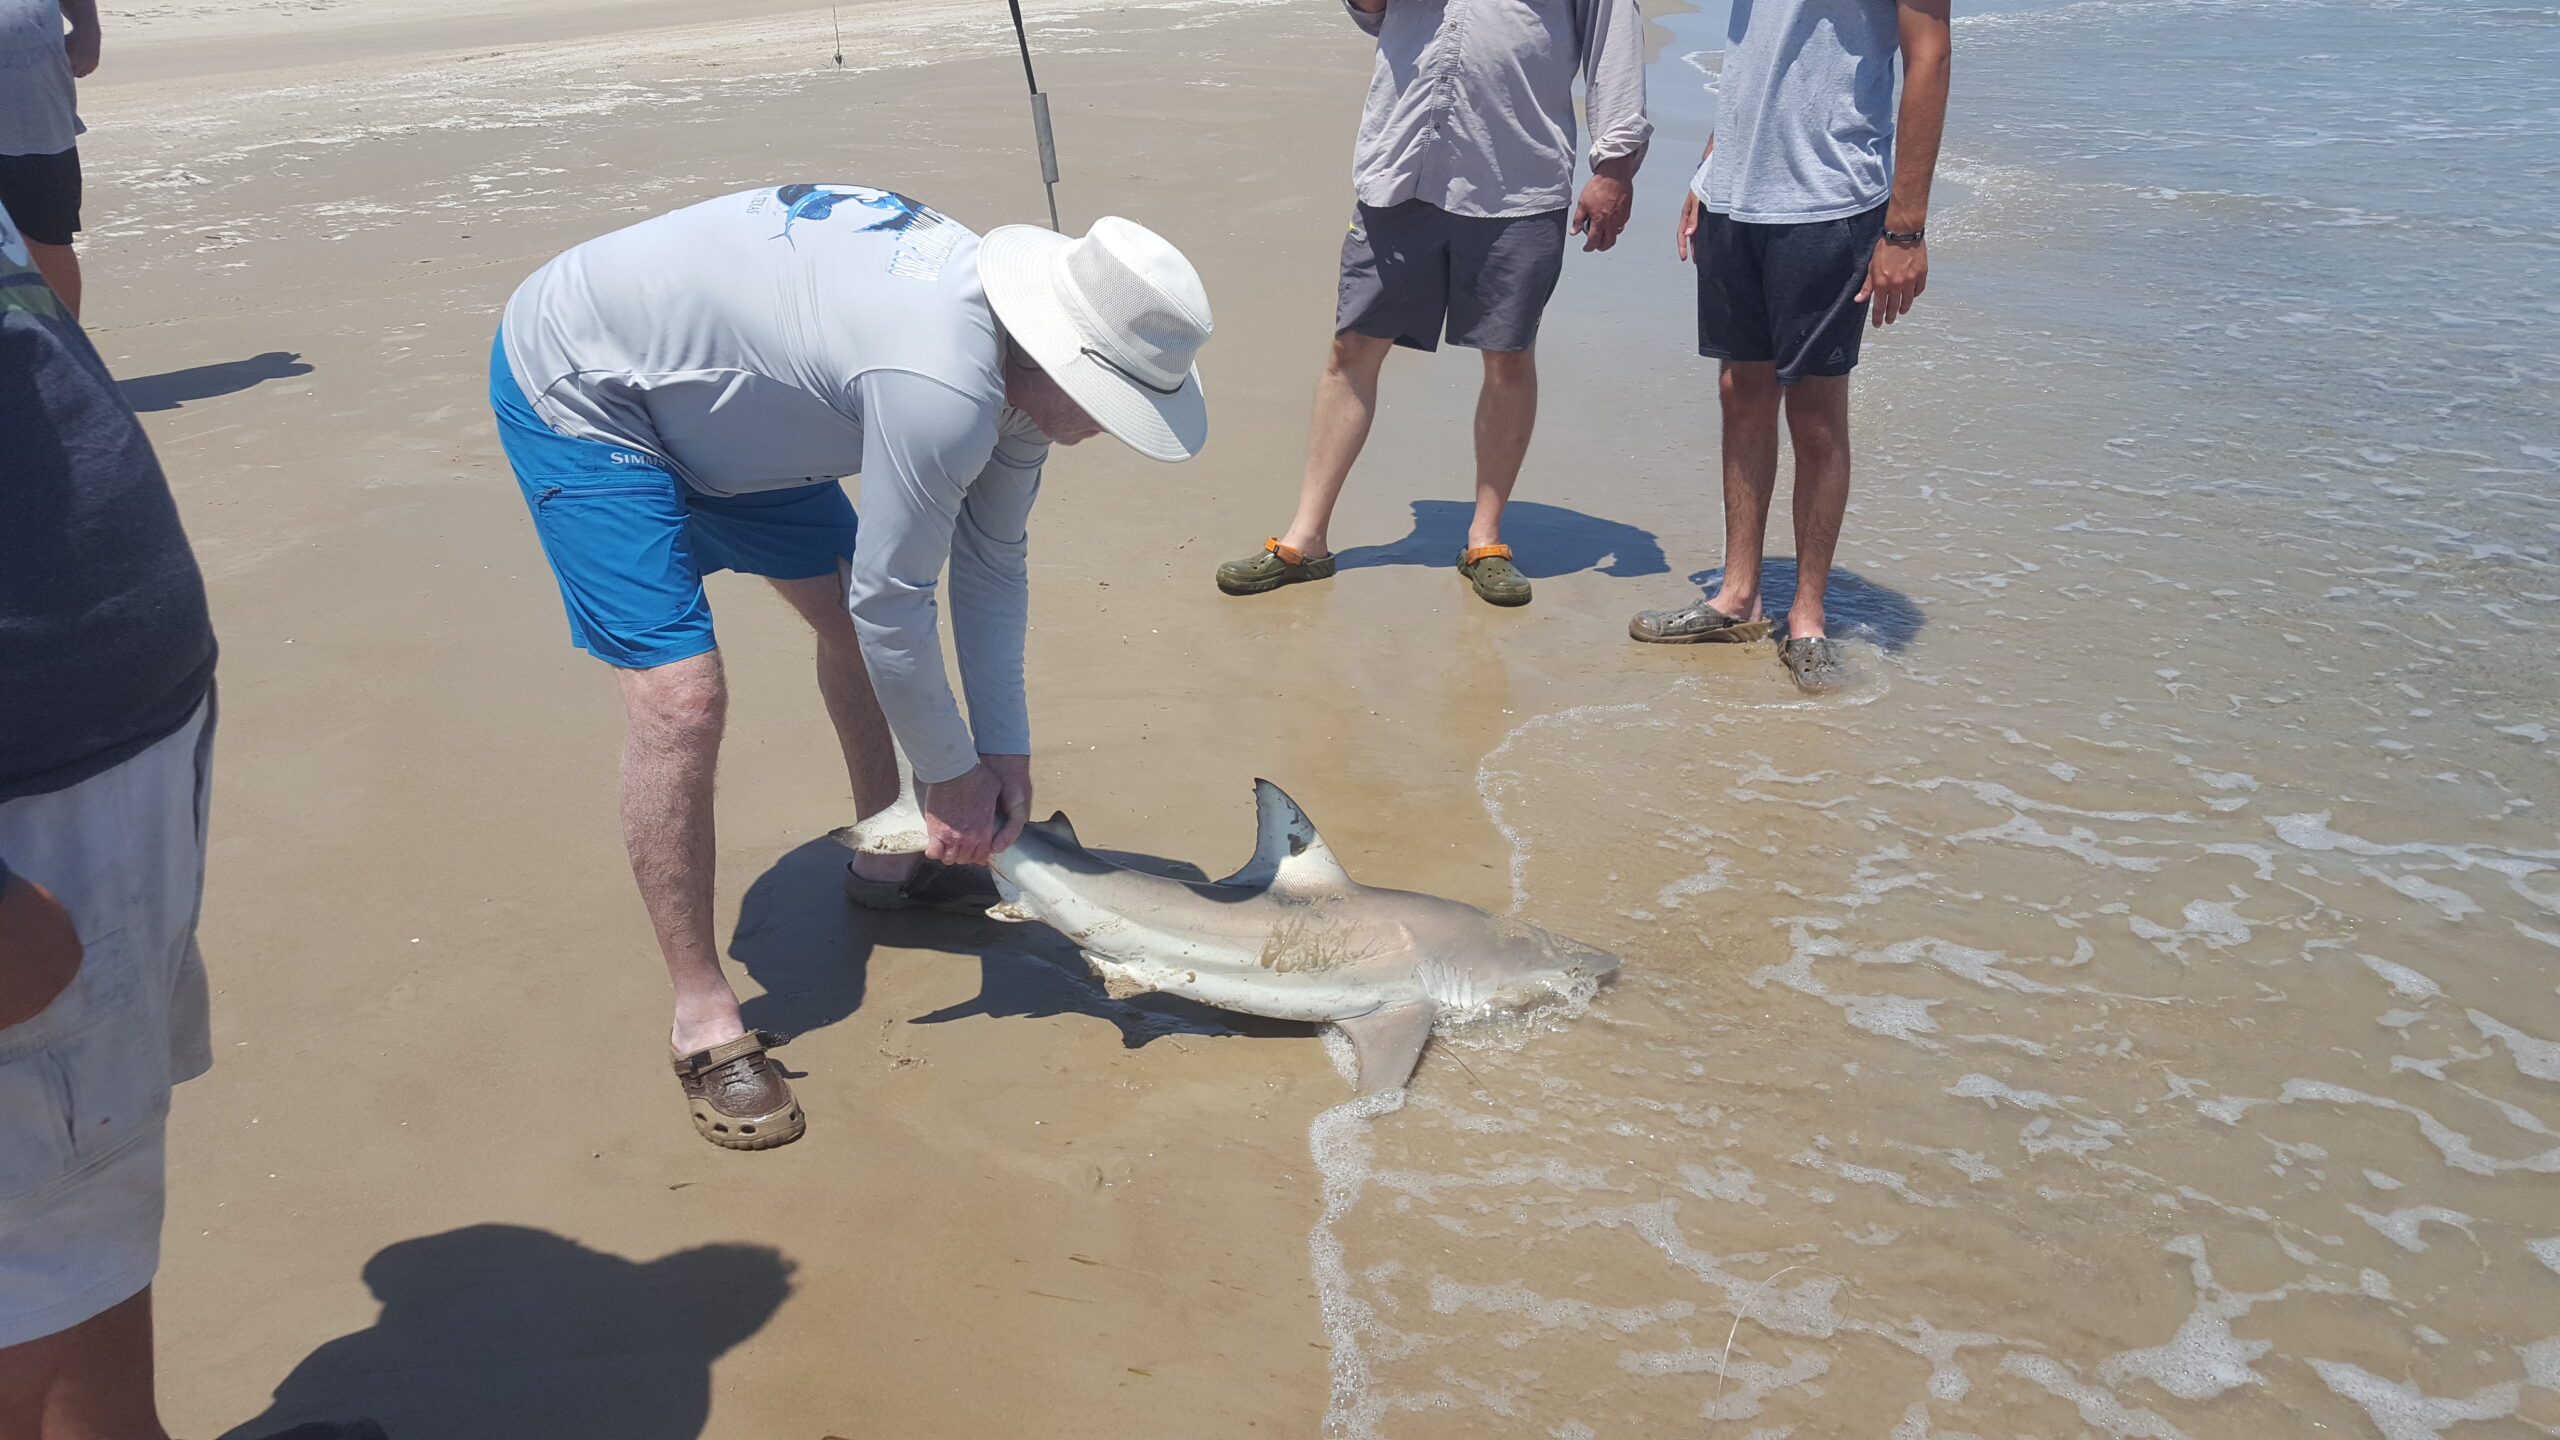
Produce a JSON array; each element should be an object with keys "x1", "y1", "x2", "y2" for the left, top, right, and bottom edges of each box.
[
  {"x1": 218, "y1": 1226, "x2": 792, "y2": 1440},
  {"x1": 732, "y1": 838, "x2": 1304, "y2": 1049}
]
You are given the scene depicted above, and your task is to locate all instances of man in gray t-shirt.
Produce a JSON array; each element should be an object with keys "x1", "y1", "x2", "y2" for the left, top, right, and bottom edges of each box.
[
  {"x1": 492, "y1": 189, "x2": 1213, "y2": 1149},
  {"x1": 1629, "y1": 0, "x2": 1951, "y2": 691},
  {"x1": 0, "y1": 0, "x2": 98, "y2": 315}
]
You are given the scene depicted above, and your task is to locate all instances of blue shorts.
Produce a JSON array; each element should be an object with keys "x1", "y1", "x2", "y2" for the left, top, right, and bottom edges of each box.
[{"x1": 489, "y1": 332, "x2": 860, "y2": 669}]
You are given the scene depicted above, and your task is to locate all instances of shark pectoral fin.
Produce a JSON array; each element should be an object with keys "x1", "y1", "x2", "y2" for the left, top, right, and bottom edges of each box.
[
  {"x1": 1218, "y1": 780, "x2": 1359, "y2": 898},
  {"x1": 1336, "y1": 999, "x2": 1437, "y2": 1096},
  {"x1": 1083, "y1": 954, "x2": 1153, "y2": 1000}
]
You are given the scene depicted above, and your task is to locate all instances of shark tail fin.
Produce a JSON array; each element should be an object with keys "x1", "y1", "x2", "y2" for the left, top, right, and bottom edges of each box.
[
  {"x1": 1216, "y1": 780, "x2": 1357, "y2": 897},
  {"x1": 1020, "y1": 811, "x2": 1083, "y2": 849}
]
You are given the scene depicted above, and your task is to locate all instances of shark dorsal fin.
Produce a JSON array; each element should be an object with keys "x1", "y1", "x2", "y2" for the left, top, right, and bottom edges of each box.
[
  {"x1": 1022, "y1": 810, "x2": 1083, "y2": 849},
  {"x1": 1216, "y1": 780, "x2": 1357, "y2": 897}
]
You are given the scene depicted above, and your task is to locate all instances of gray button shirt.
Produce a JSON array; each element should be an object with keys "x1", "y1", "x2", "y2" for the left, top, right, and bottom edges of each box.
[{"x1": 1347, "y1": 0, "x2": 1652, "y2": 219}]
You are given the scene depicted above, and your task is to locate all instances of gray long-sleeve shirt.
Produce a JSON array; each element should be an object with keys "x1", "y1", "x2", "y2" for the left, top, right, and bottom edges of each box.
[
  {"x1": 1347, "y1": 0, "x2": 1652, "y2": 218},
  {"x1": 501, "y1": 186, "x2": 1046, "y2": 784}
]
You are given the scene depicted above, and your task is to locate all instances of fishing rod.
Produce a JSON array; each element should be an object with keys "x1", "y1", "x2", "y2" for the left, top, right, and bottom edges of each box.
[{"x1": 1003, "y1": 0, "x2": 1064, "y2": 231}]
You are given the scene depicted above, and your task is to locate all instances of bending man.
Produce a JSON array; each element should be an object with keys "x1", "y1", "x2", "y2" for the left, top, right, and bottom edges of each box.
[{"x1": 493, "y1": 188, "x2": 1212, "y2": 1149}]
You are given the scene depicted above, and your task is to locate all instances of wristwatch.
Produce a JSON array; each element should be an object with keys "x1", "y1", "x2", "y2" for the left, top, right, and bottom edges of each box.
[{"x1": 1882, "y1": 227, "x2": 1926, "y2": 246}]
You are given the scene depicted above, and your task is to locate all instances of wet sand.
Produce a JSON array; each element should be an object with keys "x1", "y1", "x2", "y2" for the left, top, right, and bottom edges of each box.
[{"x1": 69, "y1": 0, "x2": 2560, "y2": 1435}]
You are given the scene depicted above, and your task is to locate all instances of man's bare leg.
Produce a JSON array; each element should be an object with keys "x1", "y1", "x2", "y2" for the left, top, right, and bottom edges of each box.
[
  {"x1": 1276, "y1": 329, "x2": 1397, "y2": 559},
  {"x1": 1467, "y1": 347, "x2": 1538, "y2": 551},
  {"x1": 0, "y1": 1287, "x2": 167, "y2": 1440},
  {"x1": 615, "y1": 650, "x2": 741, "y2": 1055},
  {"x1": 25, "y1": 242, "x2": 80, "y2": 320},
  {"x1": 1781, "y1": 374, "x2": 1853, "y2": 639},
  {"x1": 1704, "y1": 360, "x2": 1784, "y2": 622},
  {"x1": 765, "y1": 574, "x2": 913, "y2": 885}
]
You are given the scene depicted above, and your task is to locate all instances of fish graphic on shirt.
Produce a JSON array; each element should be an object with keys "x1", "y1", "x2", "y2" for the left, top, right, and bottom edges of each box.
[{"x1": 770, "y1": 185, "x2": 946, "y2": 245}]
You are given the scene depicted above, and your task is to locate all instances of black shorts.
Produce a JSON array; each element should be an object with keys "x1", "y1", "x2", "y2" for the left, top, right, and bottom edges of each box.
[
  {"x1": 1695, "y1": 201, "x2": 1886, "y2": 383},
  {"x1": 1337, "y1": 199, "x2": 1567, "y2": 353},
  {"x1": 0, "y1": 147, "x2": 81, "y2": 247}
]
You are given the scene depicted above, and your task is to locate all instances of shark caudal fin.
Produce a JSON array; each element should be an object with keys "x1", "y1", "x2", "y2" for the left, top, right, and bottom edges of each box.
[
  {"x1": 1215, "y1": 780, "x2": 1356, "y2": 897},
  {"x1": 1020, "y1": 811, "x2": 1083, "y2": 849}
]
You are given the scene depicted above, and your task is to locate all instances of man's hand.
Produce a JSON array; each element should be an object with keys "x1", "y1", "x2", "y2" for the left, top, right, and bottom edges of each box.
[
  {"x1": 1856, "y1": 236, "x2": 1928, "y2": 327},
  {"x1": 921, "y1": 764, "x2": 1002, "y2": 866},
  {"x1": 64, "y1": 24, "x2": 99, "y2": 78},
  {"x1": 981, "y1": 753, "x2": 1033, "y2": 855},
  {"x1": 1570, "y1": 155, "x2": 1638, "y2": 253},
  {"x1": 1674, "y1": 188, "x2": 1702, "y2": 262},
  {"x1": 0, "y1": 874, "x2": 83, "y2": 1030},
  {"x1": 920, "y1": 756, "x2": 1035, "y2": 865}
]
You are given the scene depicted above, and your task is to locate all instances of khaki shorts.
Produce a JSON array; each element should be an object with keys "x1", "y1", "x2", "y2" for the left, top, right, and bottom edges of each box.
[{"x1": 0, "y1": 699, "x2": 213, "y2": 1348}]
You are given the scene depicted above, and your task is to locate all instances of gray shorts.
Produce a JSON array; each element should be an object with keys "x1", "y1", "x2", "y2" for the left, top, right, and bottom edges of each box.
[
  {"x1": 1336, "y1": 200, "x2": 1568, "y2": 353},
  {"x1": 0, "y1": 699, "x2": 213, "y2": 1347}
]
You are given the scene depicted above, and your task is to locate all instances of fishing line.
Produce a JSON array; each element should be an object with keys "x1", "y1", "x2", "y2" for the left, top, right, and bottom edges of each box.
[
  {"x1": 1707, "y1": 1263, "x2": 1841, "y2": 1431},
  {"x1": 1003, "y1": 0, "x2": 1064, "y2": 230}
]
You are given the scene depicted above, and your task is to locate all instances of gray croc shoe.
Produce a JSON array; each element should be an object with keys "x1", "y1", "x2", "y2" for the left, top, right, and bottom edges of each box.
[
  {"x1": 844, "y1": 857, "x2": 1001, "y2": 915},
  {"x1": 1457, "y1": 545, "x2": 1533, "y2": 607},
  {"x1": 1628, "y1": 598, "x2": 1772, "y2": 644},
  {"x1": 1779, "y1": 635, "x2": 1849, "y2": 692},
  {"x1": 1217, "y1": 538, "x2": 1337, "y2": 595}
]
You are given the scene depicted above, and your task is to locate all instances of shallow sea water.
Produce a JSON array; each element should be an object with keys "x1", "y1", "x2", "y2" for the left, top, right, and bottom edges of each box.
[{"x1": 1309, "y1": 1, "x2": 2560, "y2": 1435}]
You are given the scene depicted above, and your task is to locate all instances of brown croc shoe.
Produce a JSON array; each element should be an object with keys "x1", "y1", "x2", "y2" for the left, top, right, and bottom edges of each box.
[{"x1": 673, "y1": 1030, "x2": 804, "y2": 1151}]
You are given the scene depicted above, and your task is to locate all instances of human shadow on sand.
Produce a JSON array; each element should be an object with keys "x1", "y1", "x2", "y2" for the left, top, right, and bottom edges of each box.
[
  {"x1": 119, "y1": 351, "x2": 312, "y2": 412},
  {"x1": 216, "y1": 1225, "x2": 792, "y2": 1440},
  {"x1": 731, "y1": 837, "x2": 1306, "y2": 1050},
  {"x1": 1684, "y1": 558, "x2": 1927, "y2": 652},
  {"x1": 1334, "y1": 499, "x2": 1668, "y2": 579}
]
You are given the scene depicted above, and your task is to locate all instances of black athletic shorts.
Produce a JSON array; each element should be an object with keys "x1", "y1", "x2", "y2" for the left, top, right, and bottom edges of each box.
[
  {"x1": 1337, "y1": 199, "x2": 1567, "y2": 353},
  {"x1": 1695, "y1": 201, "x2": 1887, "y2": 383},
  {"x1": 0, "y1": 147, "x2": 81, "y2": 247}
]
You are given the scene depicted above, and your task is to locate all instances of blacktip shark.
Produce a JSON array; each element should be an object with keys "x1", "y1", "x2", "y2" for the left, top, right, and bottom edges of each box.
[{"x1": 978, "y1": 780, "x2": 1621, "y2": 1094}]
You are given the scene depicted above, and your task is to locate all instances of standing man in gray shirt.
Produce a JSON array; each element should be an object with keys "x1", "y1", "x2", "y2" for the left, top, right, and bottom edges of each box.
[
  {"x1": 1215, "y1": 0, "x2": 1650, "y2": 609},
  {"x1": 1629, "y1": 0, "x2": 1951, "y2": 689},
  {"x1": 0, "y1": 0, "x2": 100, "y2": 316},
  {"x1": 493, "y1": 189, "x2": 1212, "y2": 1150}
]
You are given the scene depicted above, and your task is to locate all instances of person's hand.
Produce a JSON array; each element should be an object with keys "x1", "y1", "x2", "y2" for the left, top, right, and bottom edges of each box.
[
  {"x1": 0, "y1": 874, "x2": 83, "y2": 1030},
  {"x1": 1570, "y1": 161, "x2": 1636, "y2": 253},
  {"x1": 1857, "y1": 234, "x2": 1928, "y2": 327},
  {"x1": 980, "y1": 753, "x2": 1034, "y2": 855},
  {"x1": 921, "y1": 764, "x2": 1004, "y2": 866},
  {"x1": 64, "y1": 25, "x2": 99, "y2": 78},
  {"x1": 1674, "y1": 188, "x2": 1702, "y2": 262}
]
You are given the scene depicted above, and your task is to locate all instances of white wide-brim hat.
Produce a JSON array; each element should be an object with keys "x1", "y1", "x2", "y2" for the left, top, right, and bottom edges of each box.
[{"x1": 979, "y1": 215, "x2": 1212, "y2": 462}]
